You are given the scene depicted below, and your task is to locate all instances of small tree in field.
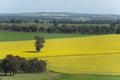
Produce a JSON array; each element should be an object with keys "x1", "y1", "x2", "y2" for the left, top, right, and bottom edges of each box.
[
  {"x1": 34, "y1": 35, "x2": 45, "y2": 52},
  {"x1": 53, "y1": 19, "x2": 58, "y2": 26}
]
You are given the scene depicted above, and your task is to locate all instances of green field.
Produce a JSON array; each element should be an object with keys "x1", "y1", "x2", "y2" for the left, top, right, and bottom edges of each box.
[
  {"x1": 53, "y1": 74, "x2": 120, "y2": 80},
  {"x1": 0, "y1": 31, "x2": 94, "y2": 42},
  {"x1": 58, "y1": 23, "x2": 110, "y2": 27},
  {"x1": 1, "y1": 73, "x2": 120, "y2": 80},
  {"x1": 0, "y1": 71, "x2": 57, "y2": 80}
]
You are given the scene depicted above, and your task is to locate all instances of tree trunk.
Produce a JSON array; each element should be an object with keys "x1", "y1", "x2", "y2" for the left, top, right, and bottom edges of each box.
[
  {"x1": 10, "y1": 71, "x2": 12, "y2": 76},
  {"x1": 13, "y1": 72, "x2": 14, "y2": 76},
  {"x1": 5, "y1": 72, "x2": 7, "y2": 76}
]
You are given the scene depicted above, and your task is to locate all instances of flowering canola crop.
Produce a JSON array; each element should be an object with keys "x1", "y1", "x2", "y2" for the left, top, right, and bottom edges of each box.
[{"x1": 1, "y1": 34, "x2": 120, "y2": 75}]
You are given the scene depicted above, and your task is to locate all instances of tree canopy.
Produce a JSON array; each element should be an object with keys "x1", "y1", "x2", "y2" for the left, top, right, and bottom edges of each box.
[
  {"x1": 35, "y1": 35, "x2": 45, "y2": 52},
  {"x1": 0, "y1": 55, "x2": 47, "y2": 76}
]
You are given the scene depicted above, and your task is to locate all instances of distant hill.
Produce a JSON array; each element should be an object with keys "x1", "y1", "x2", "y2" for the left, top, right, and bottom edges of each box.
[
  {"x1": 0, "y1": 12, "x2": 120, "y2": 21},
  {"x1": 18, "y1": 12, "x2": 120, "y2": 20}
]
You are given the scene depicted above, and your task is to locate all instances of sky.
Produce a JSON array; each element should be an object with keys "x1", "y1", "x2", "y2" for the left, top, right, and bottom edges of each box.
[{"x1": 0, "y1": 0, "x2": 120, "y2": 14}]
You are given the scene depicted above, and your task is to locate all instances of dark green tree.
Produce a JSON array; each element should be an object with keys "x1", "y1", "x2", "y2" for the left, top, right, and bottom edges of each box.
[
  {"x1": 1, "y1": 55, "x2": 18, "y2": 76},
  {"x1": 38, "y1": 60, "x2": 47, "y2": 72},
  {"x1": 53, "y1": 19, "x2": 58, "y2": 26},
  {"x1": 34, "y1": 36, "x2": 45, "y2": 52},
  {"x1": 34, "y1": 19, "x2": 39, "y2": 24},
  {"x1": 0, "y1": 55, "x2": 47, "y2": 75}
]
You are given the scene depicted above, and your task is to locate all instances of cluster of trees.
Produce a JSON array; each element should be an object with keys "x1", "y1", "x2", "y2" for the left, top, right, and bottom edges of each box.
[
  {"x1": 48, "y1": 24, "x2": 120, "y2": 34},
  {"x1": 1, "y1": 16, "x2": 120, "y2": 24},
  {"x1": 50, "y1": 19, "x2": 120, "y2": 24},
  {"x1": 0, "y1": 55, "x2": 47, "y2": 76},
  {"x1": 0, "y1": 23, "x2": 120, "y2": 34},
  {"x1": 0, "y1": 24, "x2": 38, "y2": 32},
  {"x1": 1, "y1": 12, "x2": 120, "y2": 25},
  {"x1": 0, "y1": 18, "x2": 47, "y2": 24},
  {"x1": 0, "y1": 18, "x2": 118, "y2": 24}
]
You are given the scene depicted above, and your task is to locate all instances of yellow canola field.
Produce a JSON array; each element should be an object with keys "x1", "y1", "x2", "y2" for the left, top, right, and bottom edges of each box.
[{"x1": 1, "y1": 34, "x2": 120, "y2": 74}]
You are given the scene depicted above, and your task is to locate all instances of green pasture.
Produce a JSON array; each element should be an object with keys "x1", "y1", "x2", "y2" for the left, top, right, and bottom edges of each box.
[
  {"x1": 1, "y1": 73, "x2": 120, "y2": 80},
  {"x1": 53, "y1": 74, "x2": 120, "y2": 80},
  {"x1": 0, "y1": 31, "x2": 94, "y2": 42}
]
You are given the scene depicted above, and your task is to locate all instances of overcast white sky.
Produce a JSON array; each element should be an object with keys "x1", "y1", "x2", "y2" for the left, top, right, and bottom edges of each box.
[{"x1": 0, "y1": 0, "x2": 120, "y2": 14}]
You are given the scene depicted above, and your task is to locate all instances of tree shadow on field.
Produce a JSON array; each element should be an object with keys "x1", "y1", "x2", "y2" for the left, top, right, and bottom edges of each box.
[
  {"x1": 23, "y1": 51, "x2": 44, "y2": 53},
  {"x1": 24, "y1": 51, "x2": 37, "y2": 53}
]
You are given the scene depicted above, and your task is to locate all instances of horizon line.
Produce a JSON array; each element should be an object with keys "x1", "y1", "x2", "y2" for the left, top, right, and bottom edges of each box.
[{"x1": 0, "y1": 11, "x2": 119, "y2": 15}]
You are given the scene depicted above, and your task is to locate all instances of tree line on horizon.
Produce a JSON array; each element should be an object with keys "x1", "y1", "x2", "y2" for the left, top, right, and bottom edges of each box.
[
  {"x1": 0, "y1": 16, "x2": 120, "y2": 24},
  {"x1": 0, "y1": 23, "x2": 120, "y2": 34}
]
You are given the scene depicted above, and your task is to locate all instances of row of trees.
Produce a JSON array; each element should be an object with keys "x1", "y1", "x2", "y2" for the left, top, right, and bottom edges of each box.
[
  {"x1": 1, "y1": 17, "x2": 119, "y2": 24},
  {"x1": 0, "y1": 24, "x2": 120, "y2": 34},
  {"x1": 50, "y1": 19, "x2": 120, "y2": 24},
  {"x1": 0, "y1": 55, "x2": 47, "y2": 76}
]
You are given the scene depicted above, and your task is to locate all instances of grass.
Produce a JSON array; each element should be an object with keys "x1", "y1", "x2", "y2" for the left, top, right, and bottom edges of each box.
[
  {"x1": 58, "y1": 23, "x2": 110, "y2": 27},
  {"x1": 53, "y1": 74, "x2": 120, "y2": 80},
  {"x1": 0, "y1": 71, "x2": 57, "y2": 80},
  {"x1": 0, "y1": 31, "x2": 94, "y2": 42},
  {"x1": 1, "y1": 73, "x2": 120, "y2": 80}
]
